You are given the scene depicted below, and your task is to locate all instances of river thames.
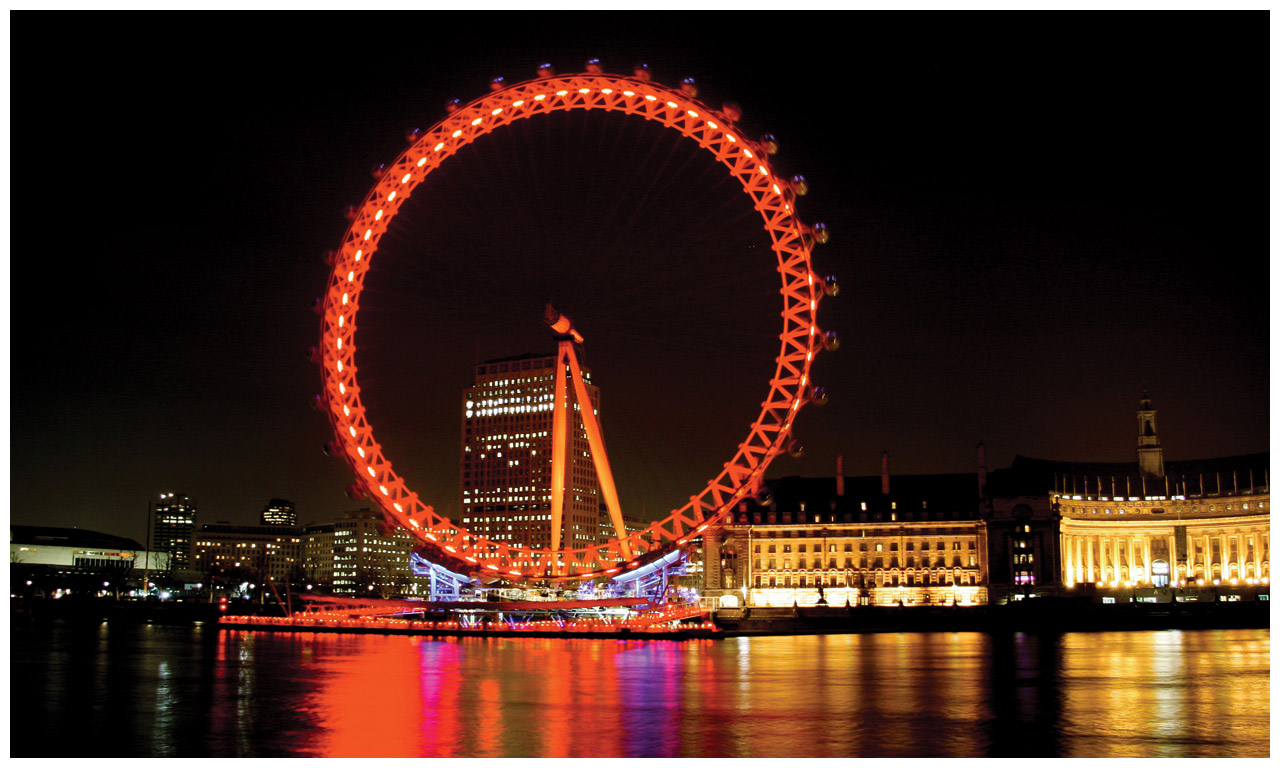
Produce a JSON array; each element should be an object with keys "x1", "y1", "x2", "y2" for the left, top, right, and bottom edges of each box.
[{"x1": 10, "y1": 620, "x2": 1269, "y2": 757}]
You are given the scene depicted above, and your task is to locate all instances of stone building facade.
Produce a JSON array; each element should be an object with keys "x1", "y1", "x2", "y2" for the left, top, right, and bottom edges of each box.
[
  {"x1": 704, "y1": 456, "x2": 989, "y2": 608},
  {"x1": 702, "y1": 393, "x2": 1268, "y2": 607}
]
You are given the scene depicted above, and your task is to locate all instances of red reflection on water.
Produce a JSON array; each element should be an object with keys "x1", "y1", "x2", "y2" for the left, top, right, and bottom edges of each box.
[
  {"x1": 312, "y1": 635, "x2": 430, "y2": 757},
  {"x1": 416, "y1": 639, "x2": 463, "y2": 757}
]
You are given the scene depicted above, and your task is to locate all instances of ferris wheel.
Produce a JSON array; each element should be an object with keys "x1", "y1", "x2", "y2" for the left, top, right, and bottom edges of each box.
[{"x1": 316, "y1": 60, "x2": 837, "y2": 583}]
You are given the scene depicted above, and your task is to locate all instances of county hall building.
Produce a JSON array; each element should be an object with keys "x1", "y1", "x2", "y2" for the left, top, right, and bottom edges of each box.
[{"x1": 702, "y1": 393, "x2": 1268, "y2": 607}]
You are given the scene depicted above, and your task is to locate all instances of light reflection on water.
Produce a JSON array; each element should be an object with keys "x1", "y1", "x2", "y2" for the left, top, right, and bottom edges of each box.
[{"x1": 10, "y1": 621, "x2": 1269, "y2": 757}]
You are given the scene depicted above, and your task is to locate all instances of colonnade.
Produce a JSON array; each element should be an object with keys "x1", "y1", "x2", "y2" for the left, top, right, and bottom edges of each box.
[{"x1": 1062, "y1": 527, "x2": 1269, "y2": 585}]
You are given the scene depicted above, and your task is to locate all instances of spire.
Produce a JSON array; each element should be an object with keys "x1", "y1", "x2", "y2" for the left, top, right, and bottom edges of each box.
[{"x1": 1136, "y1": 387, "x2": 1165, "y2": 478}]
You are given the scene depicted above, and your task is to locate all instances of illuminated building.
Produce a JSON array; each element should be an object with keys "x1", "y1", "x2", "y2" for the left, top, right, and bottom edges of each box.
[
  {"x1": 597, "y1": 507, "x2": 645, "y2": 543},
  {"x1": 193, "y1": 523, "x2": 303, "y2": 583},
  {"x1": 11, "y1": 525, "x2": 168, "y2": 572},
  {"x1": 328, "y1": 509, "x2": 429, "y2": 597},
  {"x1": 152, "y1": 492, "x2": 197, "y2": 570},
  {"x1": 10, "y1": 525, "x2": 169, "y2": 598},
  {"x1": 303, "y1": 522, "x2": 336, "y2": 586},
  {"x1": 460, "y1": 352, "x2": 603, "y2": 561},
  {"x1": 704, "y1": 454, "x2": 989, "y2": 608},
  {"x1": 981, "y1": 443, "x2": 1065, "y2": 601},
  {"x1": 260, "y1": 498, "x2": 297, "y2": 526},
  {"x1": 1047, "y1": 393, "x2": 1268, "y2": 593},
  {"x1": 706, "y1": 392, "x2": 1268, "y2": 609}
]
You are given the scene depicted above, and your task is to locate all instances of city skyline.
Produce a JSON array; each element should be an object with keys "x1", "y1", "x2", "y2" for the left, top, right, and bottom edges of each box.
[{"x1": 13, "y1": 15, "x2": 1266, "y2": 547}]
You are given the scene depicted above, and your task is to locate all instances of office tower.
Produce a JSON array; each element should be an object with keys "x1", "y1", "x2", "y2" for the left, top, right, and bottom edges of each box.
[
  {"x1": 461, "y1": 352, "x2": 603, "y2": 555},
  {"x1": 152, "y1": 492, "x2": 197, "y2": 570},
  {"x1": 260, "y1": 498, "x2": 297, "y2": 526}
]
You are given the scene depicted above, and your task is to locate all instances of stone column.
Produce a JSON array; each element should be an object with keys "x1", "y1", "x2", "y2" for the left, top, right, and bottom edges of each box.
[
  {"x1": 1184, "y1": 530, "x2": 1192, "y2": 579},
  {"x1": 1143, "y1": 537, "x2": 1152, "y2": 583},
  {"x1": 1236, "y1": 531, "x2": 1246, "y2": 580},
  {"x1": 1086, "y1": 536, "x2": 1095, "y2": 582},
  {"x1": 1253, "y1": 531, "x2": 1261, "y2": 580}
]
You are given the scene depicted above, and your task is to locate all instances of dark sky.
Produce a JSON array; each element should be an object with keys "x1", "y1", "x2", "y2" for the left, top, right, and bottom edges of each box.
[{"x1": 13, "y1": 14, "x2": 1267, "y2": 545}]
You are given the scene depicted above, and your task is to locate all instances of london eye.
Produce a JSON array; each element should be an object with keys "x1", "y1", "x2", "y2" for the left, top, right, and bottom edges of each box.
[{"x1": 317, "y1": 61, "x2": 836, "y2": 583}]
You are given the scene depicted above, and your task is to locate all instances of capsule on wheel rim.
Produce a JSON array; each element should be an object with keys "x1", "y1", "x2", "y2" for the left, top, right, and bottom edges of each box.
[{"x1": 762, "y1": 134, "x2": 779, "y2": 155}]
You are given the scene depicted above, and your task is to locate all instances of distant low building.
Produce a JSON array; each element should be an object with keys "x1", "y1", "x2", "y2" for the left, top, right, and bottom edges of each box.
[
  {"x1": 11, "y1": 525, "x2": 169, "y2": 572},
  {"x1": 300, "y1": 509, "x2": 430, "y2": 597},
  {"x1": 11, "y1": 525, "x2": 170, "y2": 596},
  {"x1": 303, "y1": 522, "x2": 336, "y2": 587},
  {"x1": 193, "y1": 523, "x2": 303, "y2": 584}
]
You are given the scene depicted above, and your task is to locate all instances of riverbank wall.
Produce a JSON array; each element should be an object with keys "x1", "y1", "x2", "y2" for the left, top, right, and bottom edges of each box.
[
  {"x1": 11, "y1": 596, "x2": 1268, "y2": 637},
  {"x1": 713, "y1": 598, "x2": 1270, "y2": 635}
]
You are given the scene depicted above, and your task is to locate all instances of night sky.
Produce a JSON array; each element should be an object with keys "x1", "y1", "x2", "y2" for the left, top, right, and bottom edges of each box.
[{"x1": 13, "y1": 14, "x2": 1267, "y2": 545}]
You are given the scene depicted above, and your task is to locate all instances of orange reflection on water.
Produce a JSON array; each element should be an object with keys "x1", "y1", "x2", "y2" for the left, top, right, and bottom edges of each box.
[{"x1": 1057, "y1": 629, "x2": 1270, "y2": 758}]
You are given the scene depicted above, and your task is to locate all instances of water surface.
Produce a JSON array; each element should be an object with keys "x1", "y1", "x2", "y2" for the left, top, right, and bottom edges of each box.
[{"x1": 10, "y1": 620, "x2": 1269, "y2": 757}]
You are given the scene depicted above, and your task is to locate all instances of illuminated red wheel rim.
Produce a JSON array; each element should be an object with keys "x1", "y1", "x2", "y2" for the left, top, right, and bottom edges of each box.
[{"x1": 319, "y1": 67, "x2": 830, "y2": 581}]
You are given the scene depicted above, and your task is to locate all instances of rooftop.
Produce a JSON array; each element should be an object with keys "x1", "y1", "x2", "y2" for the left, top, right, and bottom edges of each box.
[{"x1": 11, "y1": 525, "x2": 144, "y2": 551}]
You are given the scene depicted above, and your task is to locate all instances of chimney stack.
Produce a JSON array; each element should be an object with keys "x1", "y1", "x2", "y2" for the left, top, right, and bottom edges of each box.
[
  {"x1": 977, "y1": 442, "x2": 988, "y2": 500},
  {"x1": 836, "y1": 454, "x2": 845, "y2": 497},
  {"x1": 881, "y1": 451, "x2": 890, "y2": 495}
]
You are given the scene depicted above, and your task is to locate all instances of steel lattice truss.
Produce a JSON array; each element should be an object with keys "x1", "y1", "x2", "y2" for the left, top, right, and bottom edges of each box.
[{"x1": 319, "y1": 69, "x2": 832, "y2": 582}]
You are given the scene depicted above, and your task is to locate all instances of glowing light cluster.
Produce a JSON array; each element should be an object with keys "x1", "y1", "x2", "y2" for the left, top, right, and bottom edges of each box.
[{"x1": 319, "y1": 71, "x2": 828, "y2": 581}]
